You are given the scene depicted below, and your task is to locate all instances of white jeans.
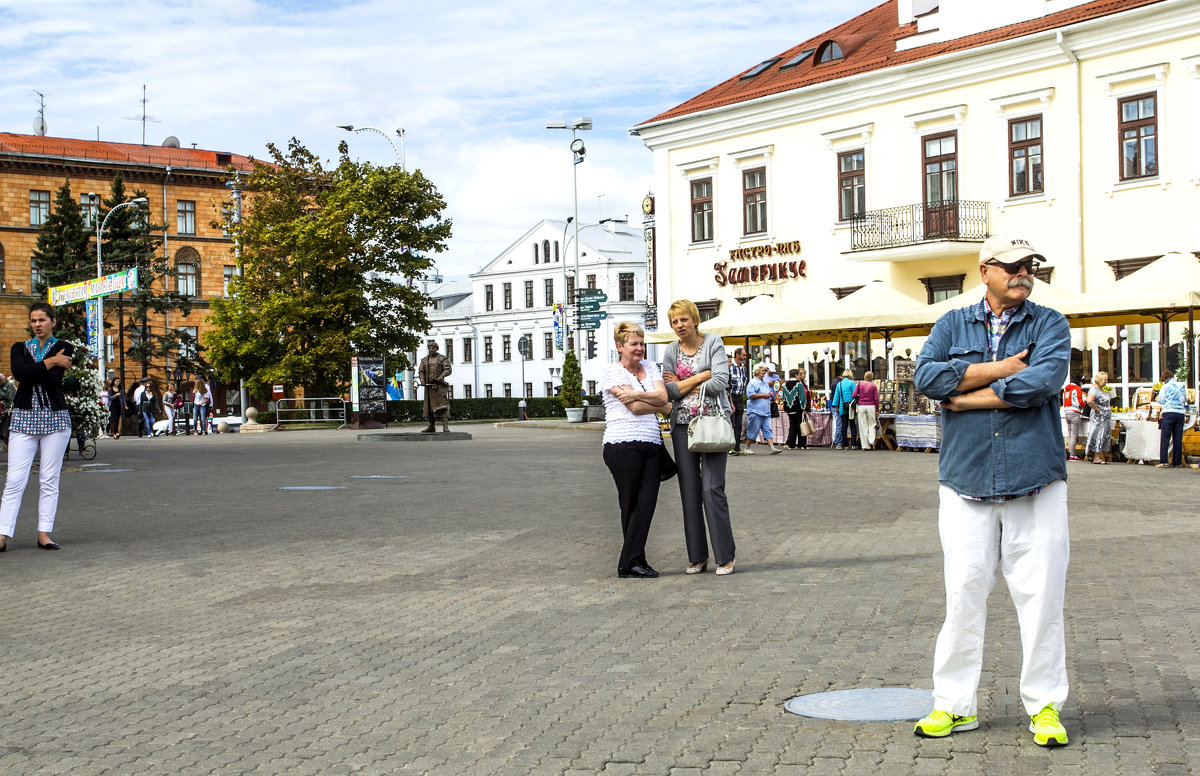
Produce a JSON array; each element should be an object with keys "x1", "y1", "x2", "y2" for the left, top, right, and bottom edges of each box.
[
  {"x1": 855, "y1": 405, "x2": 877, "y2": 449},
  {"x1": 0, "y1": 428, "x2": 72, "y2": 537},
  {"x1": 932, "y1": 480, "x2": 1070, "y2": 717}
]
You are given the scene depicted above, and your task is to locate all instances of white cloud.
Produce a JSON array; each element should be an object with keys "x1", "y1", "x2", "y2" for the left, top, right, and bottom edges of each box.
[{"x1": 1, "y1": 0, "x2": 880, "y2": 276}]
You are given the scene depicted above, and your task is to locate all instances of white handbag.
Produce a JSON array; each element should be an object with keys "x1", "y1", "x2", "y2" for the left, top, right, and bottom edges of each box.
[{"x1": 687, "y1": 384, "x2": 735, "y2": 453}]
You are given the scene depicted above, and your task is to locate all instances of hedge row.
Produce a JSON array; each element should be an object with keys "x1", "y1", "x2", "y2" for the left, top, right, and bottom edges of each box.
[{"x1": 385, "y1": 397, "x2": 568, "y2": 422}]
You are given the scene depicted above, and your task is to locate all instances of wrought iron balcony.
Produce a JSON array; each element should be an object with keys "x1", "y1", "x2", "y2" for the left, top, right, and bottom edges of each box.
[{"x1": 848, "y1": 200, "x2": 989, "y2": 252}]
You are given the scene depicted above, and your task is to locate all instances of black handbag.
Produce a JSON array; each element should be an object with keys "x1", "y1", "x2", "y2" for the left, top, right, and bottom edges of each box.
[
  {"x1": 0, "y1": 412, "x2": 10, "y2": 445},
  {"x1": 658, "y1": 442, "x2": 678, "y2": 482}
]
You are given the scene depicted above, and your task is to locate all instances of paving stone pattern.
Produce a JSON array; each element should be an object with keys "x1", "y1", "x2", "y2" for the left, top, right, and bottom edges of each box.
[{"x1": 0, "y1": 426, "x2": 1197, "y2": 775}]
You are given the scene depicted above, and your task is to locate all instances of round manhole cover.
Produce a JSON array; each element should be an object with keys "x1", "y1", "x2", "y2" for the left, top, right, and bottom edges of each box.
[
  {"x1": 784, "y1": 688, "x2": 934, "y2": 721},
  {"x1": 84, "y1": 468, "x2": 134, "y2": 473},
  {"x1": 277, "y1": 486, "x2": 346, "y2": 491},
  {"x1": 347, "y1": 475, "x2": 408, "y2": 479}
]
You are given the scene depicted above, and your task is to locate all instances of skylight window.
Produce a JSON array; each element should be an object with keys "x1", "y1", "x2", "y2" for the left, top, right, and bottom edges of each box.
[
  {"x1": 780, "y1": 48, "x2": 816, "y2": 70},
  {"x1": 740, "y1": 57, "x2": 781, "y2": 81}
]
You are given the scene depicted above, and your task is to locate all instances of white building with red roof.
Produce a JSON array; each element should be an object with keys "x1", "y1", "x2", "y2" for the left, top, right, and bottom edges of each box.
[{"x1": 635, "y1": 0, "x2": 1199, "y2": 393}]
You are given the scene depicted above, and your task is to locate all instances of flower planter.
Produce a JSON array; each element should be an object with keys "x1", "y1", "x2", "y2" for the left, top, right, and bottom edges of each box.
[{"x1": 565, "y1": 407, "x2": 586, "y2": 423}]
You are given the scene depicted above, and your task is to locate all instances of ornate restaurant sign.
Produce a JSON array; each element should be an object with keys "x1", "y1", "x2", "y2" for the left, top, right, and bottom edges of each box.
[{"x1": 714, "y1": 240, "x2": 806, "y2": 288}]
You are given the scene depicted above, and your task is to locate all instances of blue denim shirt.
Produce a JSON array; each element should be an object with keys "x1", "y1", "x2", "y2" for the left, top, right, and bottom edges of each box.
[
  {"x1": 1158, "y1": 377, "x2": 1187, "y2": 414},
  {"x1": 915, "y1": 297, "x2": 1070, "y2": 499}
]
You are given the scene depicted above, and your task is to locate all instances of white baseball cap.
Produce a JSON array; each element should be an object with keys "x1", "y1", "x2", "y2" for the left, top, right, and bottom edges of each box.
[{"x1": 979, "y1": 234, "x2": 1045, "y2": 265}]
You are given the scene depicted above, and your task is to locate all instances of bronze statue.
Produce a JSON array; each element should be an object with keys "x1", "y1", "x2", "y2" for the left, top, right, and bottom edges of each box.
[{"x1": 419, "y1": 340, "x2": 453, "y2": 432}]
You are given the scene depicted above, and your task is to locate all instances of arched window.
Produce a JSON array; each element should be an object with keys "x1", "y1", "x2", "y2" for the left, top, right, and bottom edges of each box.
[
  {"x1": 816, "y1": 41, "x2": 843, "y2": 64},
  {"x1": 533, "y1": 244, "x2": 539, "y2": 264},
  {"x1": 542, "y1": 240, "x2": 551, "y2": 264},
  {"x1": 175, "y1": 246, "x2": 201, "y2": 297},
  {"x1": 554, "y1": 241, "x2": 560, "y2": 262}
]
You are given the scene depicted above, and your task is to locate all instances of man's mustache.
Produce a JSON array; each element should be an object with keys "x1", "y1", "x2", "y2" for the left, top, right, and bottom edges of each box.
[{"x1": 1008, "y1": 277, "x2": 1034, "y2": 290}]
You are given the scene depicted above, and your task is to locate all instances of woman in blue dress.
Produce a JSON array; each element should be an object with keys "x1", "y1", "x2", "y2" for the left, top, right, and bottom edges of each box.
[{"x1": 0, "y1": 302, "x2": 74, "y2": 552}]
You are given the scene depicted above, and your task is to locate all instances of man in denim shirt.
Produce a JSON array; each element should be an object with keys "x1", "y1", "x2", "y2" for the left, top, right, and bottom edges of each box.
[{"x1": 912, "y1": 235, "x2": 1071, "y2": 747}]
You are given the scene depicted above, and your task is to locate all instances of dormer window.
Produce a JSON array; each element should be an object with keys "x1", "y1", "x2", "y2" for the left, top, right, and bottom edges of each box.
[{"x1": 816, "y1": 41, "x2": 843, "y2": 64}]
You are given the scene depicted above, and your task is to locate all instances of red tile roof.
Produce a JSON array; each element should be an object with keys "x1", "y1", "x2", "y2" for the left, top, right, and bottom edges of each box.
[
  {"x1": 640, "y1": 0, "x2": 1166, "y2": 127},
  {"x1": 0, "y1": 132, "x2": 255, "y2": 172}
]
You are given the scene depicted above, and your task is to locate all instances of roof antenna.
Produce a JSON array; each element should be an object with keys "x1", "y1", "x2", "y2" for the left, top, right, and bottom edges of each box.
[
  {"x1": 123, "y1": 84, "x2": 161, "y2": 145},
  {"x1": 32, "y1": 90, "x2": 47, "y2": 136}
]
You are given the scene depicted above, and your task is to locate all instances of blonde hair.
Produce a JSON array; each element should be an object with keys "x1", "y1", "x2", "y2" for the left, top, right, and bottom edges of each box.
[
  {"x1": 842, "y1": 369, "x2": 853, "y2": 379},
  {"x1": 863, "y1": 371, "x2": 874, "y2": 381},
  {"x1": 667, "y1": 299, "x2": 701, "y2": 331},
  {"x1": 613, "y1": 321, "x2": 644, "y2": 346},
  {"x1": 1093, "y1": 371, "x2": 1108, "y2": 388}
]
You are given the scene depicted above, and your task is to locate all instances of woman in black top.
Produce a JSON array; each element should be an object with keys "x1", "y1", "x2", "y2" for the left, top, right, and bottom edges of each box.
[
  {"x1": 107, "y1": 378, "x2": 126, "y2": 438},
  {"x1": 0, "y1": 302, "x2": 74, "y2": 551}
]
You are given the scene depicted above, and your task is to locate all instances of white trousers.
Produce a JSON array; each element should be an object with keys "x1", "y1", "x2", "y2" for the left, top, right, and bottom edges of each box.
[
  {"x1": 0, "y1": 429, "x2": 72, "y2": 537},
  {"x1": 932, "y1": 480, "x2": 1070, "y2": 717},
  {"x1": 855, "y1": 405, "x2": 877, "y2": 449}
]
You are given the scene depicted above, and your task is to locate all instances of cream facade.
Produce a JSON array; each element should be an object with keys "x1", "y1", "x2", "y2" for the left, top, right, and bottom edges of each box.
[
  {"x1": 637, "y1": 0, "x2": 1200, "y2": 398},
  {"x1": 419, "y1": 218, "x2": 651, "y2": 400}
]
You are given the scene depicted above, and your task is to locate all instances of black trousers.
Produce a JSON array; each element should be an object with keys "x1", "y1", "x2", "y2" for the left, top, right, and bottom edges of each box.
[
  {"x1": 730, "y1": 395, "x2": 746, "y2": 452},
  {"x1": 1160, "y1": 412, "x2": 1185, "y2": 466},
  {"x1": 785, "y1": 410, "x2": 807, "y2": 448},
  {"x1": 603, "y1": 441, "x2": 662, "y2": 572}
]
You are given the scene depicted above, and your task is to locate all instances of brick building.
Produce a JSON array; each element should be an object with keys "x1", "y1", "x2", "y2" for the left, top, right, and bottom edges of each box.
[{"x1": 0, "y1": 131, "x2": 254, "y2": 412}]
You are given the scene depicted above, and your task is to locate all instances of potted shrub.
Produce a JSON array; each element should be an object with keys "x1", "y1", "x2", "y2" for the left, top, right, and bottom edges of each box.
[{"x1": 560, "y1": 350, "x2": 584, "y2": 422}]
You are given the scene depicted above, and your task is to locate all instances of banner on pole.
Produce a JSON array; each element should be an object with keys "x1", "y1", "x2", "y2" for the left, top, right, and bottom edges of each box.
[
  {"x1": 85, "y1": 299, "x2": 100, "y2": 354},
  {"x1": 48, "y1": 268, "x2": 138, "y2": 306}
]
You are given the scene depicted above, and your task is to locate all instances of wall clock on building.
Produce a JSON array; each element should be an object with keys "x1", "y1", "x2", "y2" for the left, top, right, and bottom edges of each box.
[{"x1": 642, "y1": 195, "x2": 654, "y2": 215}]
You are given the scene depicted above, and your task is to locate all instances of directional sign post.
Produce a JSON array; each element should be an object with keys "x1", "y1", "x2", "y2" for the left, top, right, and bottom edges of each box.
[
  {"x1": 578, "y1": 299, "x2": 602, "y2": 312},
  {"x1": 576, "y1": 310, "x2": 608, "y2": 330},
  {"x1": 576, "y1": 289, "x2": 607, "y2": 303}
]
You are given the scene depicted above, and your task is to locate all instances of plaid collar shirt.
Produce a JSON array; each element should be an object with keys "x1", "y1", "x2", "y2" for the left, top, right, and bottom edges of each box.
[{"x1": 729, "y1": 361, "x2": 748, "y2": 396}]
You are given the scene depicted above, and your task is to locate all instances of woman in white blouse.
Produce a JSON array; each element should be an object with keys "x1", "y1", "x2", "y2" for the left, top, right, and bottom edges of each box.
[{"x1": 601, "y1": 322, "x2": 671, "y2": 578}]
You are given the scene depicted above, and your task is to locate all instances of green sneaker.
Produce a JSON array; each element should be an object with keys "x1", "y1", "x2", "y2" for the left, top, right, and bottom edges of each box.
[
  {"x1": 913, "y1": 709, "x2": 978, "y2": 738},
  {"x1": 1029, "y1": 705, "x2": 1068, "y2": 746}
]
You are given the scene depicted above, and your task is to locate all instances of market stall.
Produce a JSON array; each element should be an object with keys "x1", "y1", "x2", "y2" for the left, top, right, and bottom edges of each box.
[{"x1": 894, "y1": 414, "x2": 941, "y2": 450}]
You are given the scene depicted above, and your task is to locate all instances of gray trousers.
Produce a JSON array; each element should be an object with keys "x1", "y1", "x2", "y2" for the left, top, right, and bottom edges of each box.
[{"x1": 671, "y1": 425, "x2": 735, "y2": 566}]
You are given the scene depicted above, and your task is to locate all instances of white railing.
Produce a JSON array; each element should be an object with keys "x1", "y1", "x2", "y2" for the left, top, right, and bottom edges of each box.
[{"x1": 273, "y1": 398, "x2": 349, "y2": 430}]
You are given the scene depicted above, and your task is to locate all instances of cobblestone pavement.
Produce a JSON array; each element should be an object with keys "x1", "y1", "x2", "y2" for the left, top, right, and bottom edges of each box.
[{"x1": 1, "y1": 424, "x2": 1197, "y2": 775}]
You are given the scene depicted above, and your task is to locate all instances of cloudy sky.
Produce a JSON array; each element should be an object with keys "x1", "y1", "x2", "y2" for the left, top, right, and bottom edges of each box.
[{"x1": 0, "y1": 0, "x2": 879, "y2": 278}]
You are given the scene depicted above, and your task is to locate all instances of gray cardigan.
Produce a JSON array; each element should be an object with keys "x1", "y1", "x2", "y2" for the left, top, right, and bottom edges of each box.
[{"x1": 661, "y1": 333, "x2": 731, "y2": 425}]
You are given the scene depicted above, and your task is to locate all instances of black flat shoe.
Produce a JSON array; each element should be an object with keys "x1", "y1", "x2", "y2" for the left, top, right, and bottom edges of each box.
[
  {"x1": 618, "y1": 564, "x2": 659, "y2": 579},
  {"x1": 37, "y1": 541, "x2": 60, "y2": 551}
]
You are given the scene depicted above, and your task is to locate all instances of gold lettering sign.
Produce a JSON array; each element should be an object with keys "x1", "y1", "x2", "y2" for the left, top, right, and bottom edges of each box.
[{"x1": 715, "y1": 240, "x2": 805, "y2": 287}]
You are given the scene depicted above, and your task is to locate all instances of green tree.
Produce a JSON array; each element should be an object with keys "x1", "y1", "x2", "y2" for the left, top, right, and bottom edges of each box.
[
  {"x1": 206, "y1": 138, "x2": 451, "y2": 398},
  {"x1": 560, "y1": 350, "x2": 582, "y2": 410},
  {"x1": 31, "y1": 179, "x2": 92, "y2": 340},
  {"x1": 100, "y1": 173, "x2": 194, "y2": 381}
]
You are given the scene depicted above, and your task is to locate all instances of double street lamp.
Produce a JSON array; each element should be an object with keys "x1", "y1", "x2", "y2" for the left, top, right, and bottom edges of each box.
[
  {"x1": 337, "y1": 124, "x2": 406, "y2": 172},
  {"x1": 546, "y1": 117, "x2": 592, "y2": 354},
  {"x1": 88, "y1": 194, "x2": 148, "y2": 386}
]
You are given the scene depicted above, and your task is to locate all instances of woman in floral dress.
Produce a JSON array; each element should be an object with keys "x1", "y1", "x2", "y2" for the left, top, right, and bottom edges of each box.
[{"x1": 1086, "y1": 371, "x2": 1114, "y2": 464}]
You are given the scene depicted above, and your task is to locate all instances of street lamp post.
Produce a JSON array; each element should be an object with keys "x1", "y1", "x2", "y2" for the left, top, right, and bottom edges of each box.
[
  {"x1": 338, "y1": 122, "x2": 412, "y2": 394},
  {"x1": 546, "y1": 117, "x2": 592, "y2": 354},
  {"x1": 88, "y1": 194, "x2": 148, "y2": 387},
  {"x1": 337, "y1": 124, "x2": 405, "y2": 172}
]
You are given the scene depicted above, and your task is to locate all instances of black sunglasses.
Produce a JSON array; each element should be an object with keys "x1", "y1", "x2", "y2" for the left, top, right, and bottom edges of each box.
[{"x1": 985, "y1": 259, "x2": 1039, "y2": 275}]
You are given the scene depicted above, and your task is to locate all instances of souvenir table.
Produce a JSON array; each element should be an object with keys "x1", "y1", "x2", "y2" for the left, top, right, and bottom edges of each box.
[
  {"x1": 760, "y1": 410, "x2": 833, "y2": 447},
  {"x1": 1119, "y1": 417, "x2": 1161, "y2": 462},
  {"x1": 894, "y1": 413, "x2": 941, "y2": 450},
  {"x1": 877, "y1": 414, "x2": 897, "y2": 450}
]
